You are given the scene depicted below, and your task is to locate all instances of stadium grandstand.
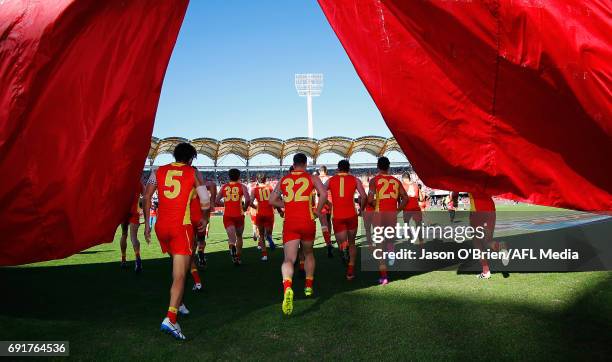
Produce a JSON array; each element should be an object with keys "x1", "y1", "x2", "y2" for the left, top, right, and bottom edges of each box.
[
  {"x1": 144, "y1": 135, "x2": 518, "y2": 209},
  {"x1": 146, "y1": 135, "x2": 412, "y2": 180}
]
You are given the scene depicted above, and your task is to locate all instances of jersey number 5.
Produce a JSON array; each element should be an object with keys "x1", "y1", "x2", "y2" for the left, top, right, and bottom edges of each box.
[{"x1": 164, "y1": 170, "x2": 183, "y2": 199}]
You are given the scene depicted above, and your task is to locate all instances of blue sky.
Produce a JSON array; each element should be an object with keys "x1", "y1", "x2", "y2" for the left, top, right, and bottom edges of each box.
[{"x1": 154, "y1": 1, "x2": 399, "y2": 165}]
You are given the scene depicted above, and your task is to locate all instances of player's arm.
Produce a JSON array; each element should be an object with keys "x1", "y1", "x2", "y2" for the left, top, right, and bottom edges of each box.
[
  {"x1": 242, "y1": 184, "x2": 251, "y2": 212},
  {"x1": 269, "y1": 181, "x2": 284, "y2": 209},
  {"x1": 367, "y1": 179, "x2": 376, "y2": 207},
  {"x1": 312, "y1": 176, "x2": 327, "y2": 216},
  {"x1": 207, "y1": 181, "x2": 217, "y2": 208},
  {"x1": 355, "y1": 176, "x2": 367, "y2": 210},
  {"x1": 397, "y1": 182, "x2": 408, "y2": 211},
  {"x1": 323, "y1": 179, "x2": 333, "y2": 207},
  {"x1": 143, "y1": 173, "x2": 157, "y2": 244},
  {"x1": 249, "y1": 188, "x2": 257, "y2": 209},
  {"x1": 215, "y1": 186, "x2": 224, "y2": 206}
]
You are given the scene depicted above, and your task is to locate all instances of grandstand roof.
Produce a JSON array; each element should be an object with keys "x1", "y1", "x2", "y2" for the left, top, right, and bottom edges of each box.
[{"x1": 148, "y1": 136, "x2": 405, "y2": 164}]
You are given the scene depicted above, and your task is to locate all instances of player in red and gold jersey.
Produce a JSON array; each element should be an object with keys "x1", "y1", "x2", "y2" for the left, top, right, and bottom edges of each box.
[
  {"x1": 215, "y1": 168, "x2": 250, "y2": 265},
  {"x1": 401, "y1": 173, "x2": 424, "y2": 246},
  {"x1": 361, "y1": 176, "x2": 375, "y2": 245},
  {"x1": 316, "y1": 166, "x2": 334, "y2": 257},
  {"x1": 367, "y1": 157, "x2": 408, "y2": 285},
  {"x1": 143, "y1": 143, "x2": 210, "y2": 341},
  {"x1": 194, "y1": 178, "x2": 216, "y2": 267},
  {"x1": 270, "y1": 153, "x2": 327, "y2": 315},
  {"x1": 250, "y1": 173, "x2": 281, "y2": 261},
  {"x1": 468, "y1": 192, "x2": 507, "y2": 279},
  {"x1": 119, "y1": 175, "x2": 146, "y2": 272},
  {"x1": 325, "y1": 160, "x2": 366, "y2": 280},
  {"x1": 187, "y1": 167, "x2": 206, "y2": 292}
]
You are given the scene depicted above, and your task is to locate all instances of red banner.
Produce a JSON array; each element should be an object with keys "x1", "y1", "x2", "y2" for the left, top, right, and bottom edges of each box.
[
  {"x1": 318, "y1": 0, "x2": 611, "y2": 211},
  {"x1": 0, "y1": 0, "x2": 188, "y2": 265}
]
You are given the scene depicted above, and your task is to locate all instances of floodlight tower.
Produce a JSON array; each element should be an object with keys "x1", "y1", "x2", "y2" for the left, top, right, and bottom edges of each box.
[{"x1": 295, "y1": 73, "x2": 323, "y2": 139}]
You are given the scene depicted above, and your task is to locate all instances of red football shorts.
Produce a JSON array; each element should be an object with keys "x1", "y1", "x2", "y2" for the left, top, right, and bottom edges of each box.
[
  {"x1": 332, "y1": 216, "x2": 358, "y2": 233},
  {"x1": 255, "y1": 214, "x2": 274, "y2": 230},
  {"x1": 282, "y1": 219, "x2": 316, "y2": 243},
  {"x1": 155, "y1": 224, "x2": 193, "y2": 256},
  {"x1": 403, "y1": 209, "x2": 423, "y2": 223},
  {"x1": 223, "y1": 215, "x2": 245, "y2": 229},
  {"x1": 373, "y1": 212, "x2": 398, "y2": 228}
]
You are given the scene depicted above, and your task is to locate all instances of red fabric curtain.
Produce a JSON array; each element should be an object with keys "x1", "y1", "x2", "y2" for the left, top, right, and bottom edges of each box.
[
  {"x1": 318, "y1": 0, "x2": 611, "y2": 211},
  {"x1": 0, "y1": 0, "x2": 188, "y2": 265}
]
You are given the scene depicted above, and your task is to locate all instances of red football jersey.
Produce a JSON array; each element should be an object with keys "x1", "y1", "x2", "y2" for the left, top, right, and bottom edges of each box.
[
  {"x1": 254, "y1": 184, "x2": 274, "y2": 216},
  {"x1": 371, "y1": 174, "x2": 401, "y2": 212},
  {"x1": 156, "y1": 163, "x2": 196, "y2": 226},
  {"x1": 280, "y1": 171, "x2": 315, "y2": 221},
  {"x1": 328, "y1": 173, "x2": 358, "y2": 219},
  {"x1": 469, "y1": 193, "x2": 495, "y2": 212},
  {"x1": 221, "y1": 182, "x2": 245, "y2": 217},
  {"x1": 402, "y1": 180, "x2": 420, "y2": 211}
]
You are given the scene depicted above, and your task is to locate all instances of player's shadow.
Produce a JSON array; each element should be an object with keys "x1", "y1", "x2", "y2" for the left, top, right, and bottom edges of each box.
[{"x1": 0, "y1": 246, "x2": 611, "y2": 360}]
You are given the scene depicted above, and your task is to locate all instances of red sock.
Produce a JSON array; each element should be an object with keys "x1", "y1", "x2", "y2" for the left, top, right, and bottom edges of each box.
[
  {"x1": 121, "y1": 254, "x2": 126, "y2": 262},
  {"x1": 379, "y1": 265, "x2": 388, "y2": 279},
  {"x1": 305, "y1": 277, "x2": 314, "y2": 289},
  {"x1": 135, "y1": 251, "x2": 140, "y2": 259},
  {"x1": 299, "y1": 261, "x2": 305, "y2": 271},
  {"x1": 283, "y1": 278, "x2": 292, "y2": 292},
  {"x1": 191, "y1": 268, "x2": 201, "y2": 284},
  {"x1": 323, "y1": 230, "x2": 332, "y2": 245},
  {"x1": 262, "y1": 249, "x2": 268, "y2": 257},
  {"x1": 167, "y1": 307, "x2": 178, "y2": 324},
  {"x1": 347, "y1": 264, "x2": 354, "y2": 275}
]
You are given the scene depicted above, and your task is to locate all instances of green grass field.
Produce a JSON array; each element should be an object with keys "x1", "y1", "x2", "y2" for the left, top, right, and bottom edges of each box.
[{"x1": 1, "y1": 212, "x2": 611, "y2": 361}]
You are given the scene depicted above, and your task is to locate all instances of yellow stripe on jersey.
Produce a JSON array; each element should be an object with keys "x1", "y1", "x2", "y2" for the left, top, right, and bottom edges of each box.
[{"x1": 183, "y1": 188, "x2": 195, "y2": 225}]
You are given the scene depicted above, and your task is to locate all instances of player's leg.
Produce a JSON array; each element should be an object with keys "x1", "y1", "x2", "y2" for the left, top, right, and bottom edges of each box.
[
  {"x1": 301, "y1": 240, "x2": 316, "y2": 296},
  {"x1": 257, "y1": 222, "x2": 268, "y2": 261},
  {"x1": 266, "y1": 216, "x2": 276, "y2": 250},
  {"x1": 119, "y1": 221, "x2": 128, "y2": 268},
  {"x1": 334, "y1": 228, "x2": 348, "y2": 265},
  {"x1": 129, "y1": 222, "x2": 142, "y2": 273},
  {"x1": 471, "y1": 212, "x2": 493, "y2": 279},
  {"x1": 224, "y1": 219, "x2": 239, "y2": 264},
  {"x1": 320, "y1": 215, "x2": 333, "y2": 257},
  {"x1": 196, "y1": 210, "x2": 209, "y2": 267},
  {"x1": 281, "y1": 239, "x2": 300, "y2": 315},
  {"x1": 162, "y1": 253, "x2": 190, "y2": 340},
  {"x1": 190, "y1": 256, "x2": 202, "y2": 291},
  {"x1": 346, "y1": 227, "x2": 358, "y2": 280},
  {"x1": 296, "y1": 244, "x2": 305, "y2": 278},
  {"x1": 235, "y1": 220, "x2": 245, "y2": 264},
  {"x1": 363, "y1": 211, "x2": 373, "y2": 245}
]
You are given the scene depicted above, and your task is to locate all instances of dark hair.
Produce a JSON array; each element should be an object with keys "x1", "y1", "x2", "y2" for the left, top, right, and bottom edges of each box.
[
  {"x1": 377, "y1": 156, "x2": 390, "y2": 171},
  {"x1": 257, "y1": 172, "x2": 266, "y2": 183},
  {"x1": 293, "y1": 153, "x2": 307, "y2": 166},
  {"x1": 319, "y1": 165, "x2": 328, "y2": 174},
  {"x1": 173, "y1": 143, "x2": 197, "y2": 163},
  {"x1": 337, "y1": 159, "x2": 350, "y2": 172},
  {"x1": 228, "y1": 168, "x2": 240, "y2": 182}
]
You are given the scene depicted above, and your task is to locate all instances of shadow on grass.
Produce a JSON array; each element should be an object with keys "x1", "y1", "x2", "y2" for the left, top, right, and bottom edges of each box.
[{"x1": 0, "y1": 244, "x2": 610, "y2": 360}]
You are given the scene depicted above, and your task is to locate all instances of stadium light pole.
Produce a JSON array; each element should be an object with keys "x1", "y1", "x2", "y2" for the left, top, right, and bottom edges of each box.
[{"x1": 295, "y1": 73, "x2": 323, "y2": 139}]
